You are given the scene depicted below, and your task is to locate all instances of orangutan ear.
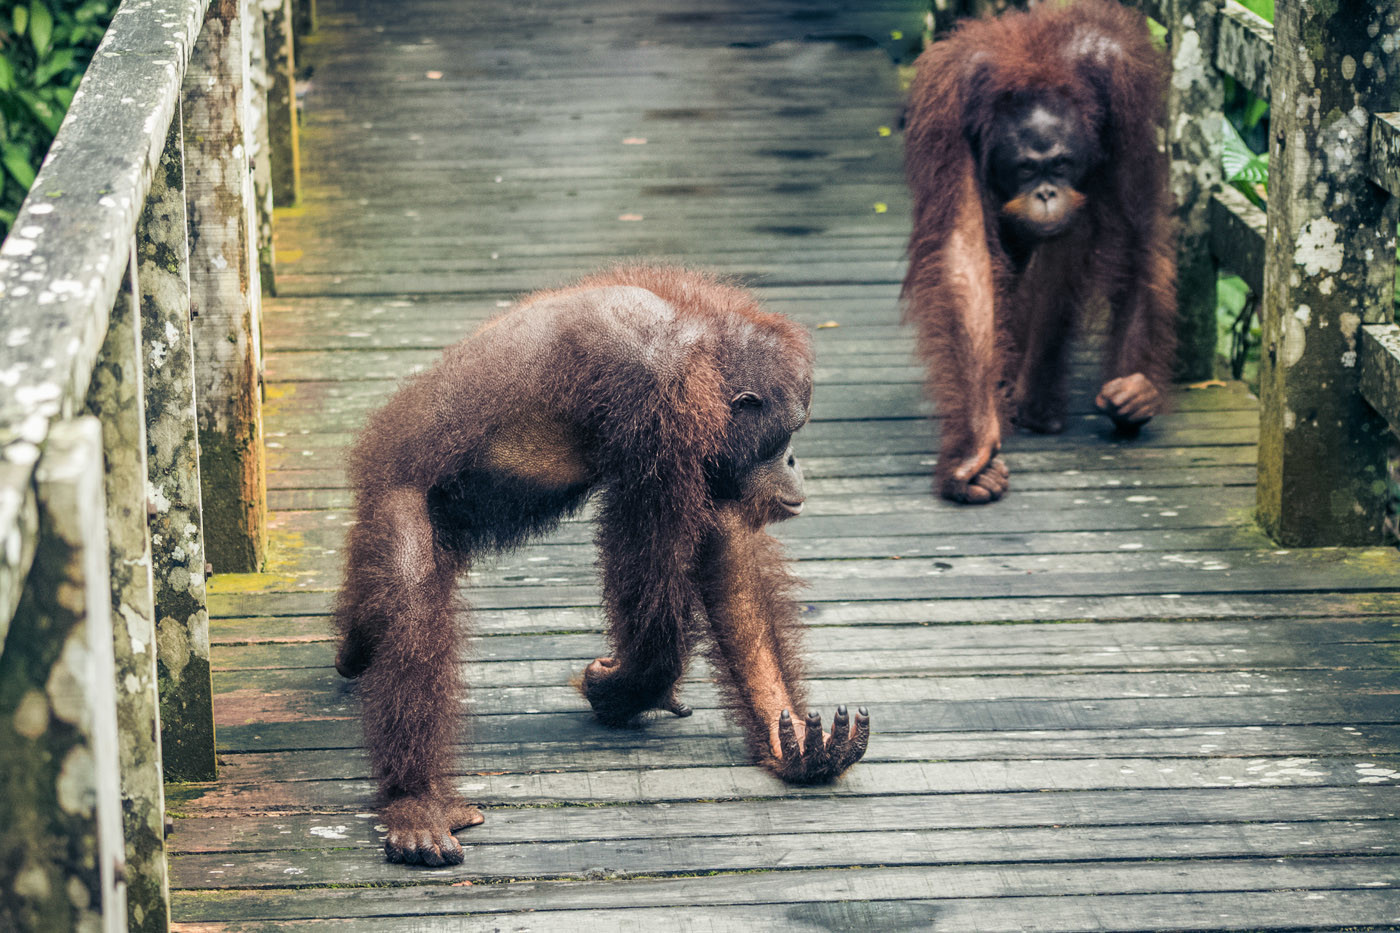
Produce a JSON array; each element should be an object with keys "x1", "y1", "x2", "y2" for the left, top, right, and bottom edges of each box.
[{"x1": 730, "y1": 391, "x2": 763, "y2": 411}]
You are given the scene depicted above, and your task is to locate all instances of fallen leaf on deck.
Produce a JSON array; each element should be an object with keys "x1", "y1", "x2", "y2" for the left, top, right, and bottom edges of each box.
[
  {"x1": 618, "y1": 213, "x2": 644, "y2": 221},
  {"x1": 622, "y1": 137, "x2": 647, "y2": 145},
  {"x1": 877, "y1": 126, "x2": 892, "y2": 137},
  {"x1": 817, "y1": 321, "x2": 840, "y2": 329},
  {"x1": 426, "y1": 71, "x2": 443, "y2": 80}
]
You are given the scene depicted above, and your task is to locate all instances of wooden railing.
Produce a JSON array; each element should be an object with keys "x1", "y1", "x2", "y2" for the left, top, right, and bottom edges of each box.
[
  {"x1": 1139, "y1": 0, "x2": 1399, "y2": 546},
  {"x1": 939, "y1": 0, "x2": 1400, "y2": 545},
  {"x1": 0, "y1": 0, "x2": 303, "y2": 929}
]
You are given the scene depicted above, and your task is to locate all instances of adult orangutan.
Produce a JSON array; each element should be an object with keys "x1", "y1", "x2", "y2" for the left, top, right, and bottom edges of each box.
[
  {"x1": 334, "y1": 266, "x2": 869, "y2": 866},
  {"x1": 903, "y1": 0, "x2": 1177, "y2": 504}
]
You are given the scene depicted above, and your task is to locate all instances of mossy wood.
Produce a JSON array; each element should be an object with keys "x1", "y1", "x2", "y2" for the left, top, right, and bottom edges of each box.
[
  {"x1": 1256, "y1": 0, "x2": 1398, "y2": 545},
  {"x1": 184, "y1": 0, "x2": 269, "y2": 574},
  {"x1": 86, "y1": 261, "x2": 172, "y2": 932},
  {"x1": 0, "y1": 421, "x2": 126, "y2": 932}
]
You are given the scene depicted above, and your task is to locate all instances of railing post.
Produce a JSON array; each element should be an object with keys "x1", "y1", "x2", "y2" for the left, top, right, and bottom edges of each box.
[
  {"x1": 183, "y1": 0, "x2": 269, "y2": 574},
  {"x1": 86, "y1": 251, "x2": 171, "y2": 931},
  {"x1": 246, "y1": 0, "x2": 278, "y2": 293},
  {"x1": 1164, "y1": 0, "x2": 1224, "y2": 380},
  {"x1": 265, "y1": 0, "x2": 302, "y2": 207},
  {"x1": 0, "y1": 419, "x2": 127, "y2": 933},
  {"x1": 140, "y1": 108, "x2": 217, "y2": 786},
  {"x1": 1256, "y1": 0, "x2": 1398, "y2": 545}
]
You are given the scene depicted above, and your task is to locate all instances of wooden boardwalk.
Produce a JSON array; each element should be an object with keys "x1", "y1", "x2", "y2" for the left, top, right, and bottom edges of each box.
[{"x1": 169, "y1": 0, "x2": 1400, "y2": 928}]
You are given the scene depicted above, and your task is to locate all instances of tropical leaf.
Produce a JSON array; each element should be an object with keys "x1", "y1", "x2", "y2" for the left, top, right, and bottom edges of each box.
[{"x1": 2, "y1": 145, "x2": 36, "y2": 189}]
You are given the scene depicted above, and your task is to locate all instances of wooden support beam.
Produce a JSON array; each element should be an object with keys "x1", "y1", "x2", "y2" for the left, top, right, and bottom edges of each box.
[
  {"x1": 0, "y1": 419, "x2": 127, "y2": 932},
  {"x1": 1208, "y1": 186, "x2": 1266, "y2": 296},
  {"x1": 1164, "y1": 0, "x2": 1225, "y2": 381},
  {"x1": 246, "y1": 0, "x2": 278, "y2": 294},
  {"x1": 141, "y1": 109, "x2": 218, "y2": 788},
  {"x1": 86, "y1": 252, "x2": 172, "y2": 932},
  {"x1": 1214, "y1": 0, "x2": 1271, "y2": 100},
  {"x1": 183, "y1": 0, "x2": 269, "y2": 575},
  {"x1": 1359, "y1": 324, "x2": 1400, "y2": 437},
  {"x1": 1256, "y1": 0, "x2": 1398, "y2": 545},
  {"x1": 265, "y1": 0, "x2": 302, "y2": 207}
]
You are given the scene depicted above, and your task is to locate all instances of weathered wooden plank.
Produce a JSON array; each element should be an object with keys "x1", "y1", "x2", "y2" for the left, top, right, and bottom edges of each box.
[
  {"x1": 1256, "y1": 0, "x2": 1397, "y2": 545},
  {"x1": 203, "y1": 728, "x2": 1400, "y2": 788},
  {"x1": 1359, "y1": 324, "x2": 1400, "y2": 435},
  {"x1": 212, "y1": 615, "x2": 1400, "y2": 668},
  {"x1": 1369, "y1": 111, "x2": 1400, "y2": 198},
  {"x1": 151, "y1": 890, "x2": 1400, "y2": 933},
  {"x1": 0, "y1": 420, "x2": 126, "y2": 932},
  {"x1": 169, "y1": 819, "x2": 1400, "y2": 889},
  {"x1": 207, "y1": 590, "x2": 1400, "y2": 636},
  {"x1": 1163, "y1": 0, "x2": 1224, "y2": 380},
  {"x1": 1214, "y1": 0, "x2": 1271, "y2": 99},
  {"x1": 263, "y1": 0, "x2": 301, "y2": 207},
  {"x1": 1209, "y1": 184, "x2": 1266, "y2": 295},
  {"x1": 184, "y1": 0, "x2": 268, "y2": 576},
  {"x1": 170, "y1": 783, "x2": 1400, "y2": 853},
  {"x1": 212, "y1": 667, "x2": 1400, "y2": 727},
  {"x1": 169, "y1": 857, "x2": 1400, "y2": 921},
  {"x1": 213, "y1": 538, "x2": 1400, "y2": 596},
  {"x1": 245, "y1": 0, "x2": 278, "y2": 294},
  {"x1": 138, "y1": 105, "x2": 218, "y2": 789},
  {"x1": 208, "y1": 692, "x2": 1400, "y2": 755},
  {"x1": 85, "y1": 253, "x2": 170, "y2": 932}
]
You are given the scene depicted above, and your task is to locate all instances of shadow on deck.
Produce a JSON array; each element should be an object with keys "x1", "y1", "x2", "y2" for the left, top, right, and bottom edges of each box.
[{"x1": 168, "y1": 0, "x2": 1400, "y2": 929}]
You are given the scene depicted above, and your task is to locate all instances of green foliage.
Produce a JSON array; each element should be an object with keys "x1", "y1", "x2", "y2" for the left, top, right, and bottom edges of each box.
[
  {"x1": 1221, "y1": 115, "x2": 1268, "y2": 208},
  {"x1": 0, "y1": 0, "x2": 115, "y2": 236},
  {"x1": 1233, "y1": 0, "x2": 1273, "y2": 21}
]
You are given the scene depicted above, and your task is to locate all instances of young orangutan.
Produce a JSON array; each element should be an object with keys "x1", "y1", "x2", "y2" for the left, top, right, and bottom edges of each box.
[
  {"x1": 903, "y1": 0, "x2": 1178, "y2": 503},
  {"x1": 335, "y1": 266, "x2": 869, "y2": 865}
]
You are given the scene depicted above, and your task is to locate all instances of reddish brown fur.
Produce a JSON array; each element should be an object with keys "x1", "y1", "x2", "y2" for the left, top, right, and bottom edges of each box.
[
  {"x1": 334, "y1": 266, "x2": 868, "y2": 866},
  {"x1": 903, "y1": 0, "x2": 1178, "y2": 503}
]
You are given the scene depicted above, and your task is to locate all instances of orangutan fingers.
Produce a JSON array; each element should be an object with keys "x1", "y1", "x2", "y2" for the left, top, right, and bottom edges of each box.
[
  {"x1": 779, "y1": 709, "x2": 802, "y2": 764},
  {"x1": 842, "y1": 707, "x2": 871, "y2": 769},
  {"x1": 825, "y1": 706, "x2": 851, "y2": 762},
  {"x1": 803, "y1": 711, "x2": 827, "y2": 767}
]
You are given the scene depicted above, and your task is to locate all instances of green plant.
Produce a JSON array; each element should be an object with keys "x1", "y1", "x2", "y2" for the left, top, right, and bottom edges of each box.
[
  {"x1": 0, "y1": 0, "x2": 115, "y2": 236},
  {"x1": 1221, "y1": 115, "x2": 1268, "y2": 209}
]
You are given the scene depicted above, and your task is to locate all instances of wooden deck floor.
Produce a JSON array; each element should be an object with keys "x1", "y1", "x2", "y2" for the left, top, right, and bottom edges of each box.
[{"x1": 169, "y1": 0, "x2": 1400, "y2": 929}]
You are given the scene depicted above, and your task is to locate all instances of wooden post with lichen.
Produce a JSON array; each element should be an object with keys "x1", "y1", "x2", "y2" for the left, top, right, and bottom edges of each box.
[
  {"x1": 184, "y1": 0, "x2": 269, "y2": 574},
  {"x1": 0, "y1": 419, "x2": 127, "y2": 933},
  {"x1": 1256, "y1": 0, "x2": 1398, "y2": 545},
  {"x1": 141, "y1": 111, "x2": 218, "y2": 789},
  {"x1": 1163, "y1": 0, "x2": 1223, "y2": 380},
  {"x1": 265, "y1": 0, "x2": 302, "y2": 207},
  {"x1": 86, "y1": 254, "x2": 172, "y2": 932},
  {"x1": 293, "y1": 0, "x2": 316, "y2": 40},
  {"x1": 246, "y1": 0, "x2": 278, "y2": 293}
]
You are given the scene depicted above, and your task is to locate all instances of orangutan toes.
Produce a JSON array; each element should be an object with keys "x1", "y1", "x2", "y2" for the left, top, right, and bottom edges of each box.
[
  {"x1": 771, "y1": 706, "x2": 870, "y2": 784},
  {"x1": 381, "y1": 795, "x2": 483, "y2": 867}
]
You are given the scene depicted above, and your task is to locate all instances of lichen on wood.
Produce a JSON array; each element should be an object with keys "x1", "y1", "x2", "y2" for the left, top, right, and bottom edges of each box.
[
  {"x1": 1257, "y1": 0, "x2": 1399, "y2": 545},
  {"x1": 0, "y1": 419, "x2": 126, "y2": 933},
  {"x1": 1165, "y1": 0, "x2": 1226, "y2": 381},
  {"x1": 141, "y1": 105, "x2": 218, "y2": 792},
  {"x1": 86, "y1": 255, "x2": 173, "y2": 932},
  {"x1": 183, "y1": 0, "x2": 269, "y2": 574}
]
